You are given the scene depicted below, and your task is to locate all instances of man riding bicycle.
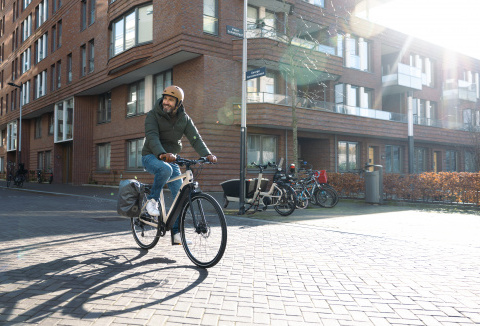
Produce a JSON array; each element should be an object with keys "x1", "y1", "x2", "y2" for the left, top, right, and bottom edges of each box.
[{"x1": 141, "y1": 85, "x2": 217, "y2": 245}]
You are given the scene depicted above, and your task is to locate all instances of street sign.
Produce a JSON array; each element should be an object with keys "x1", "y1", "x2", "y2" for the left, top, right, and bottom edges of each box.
[
  {"x1": 246, "y1": 67, "x2": 266, "y2": 80},
  {"x1": 226, "y1": 25, "x2": 244, "y2": 38}
]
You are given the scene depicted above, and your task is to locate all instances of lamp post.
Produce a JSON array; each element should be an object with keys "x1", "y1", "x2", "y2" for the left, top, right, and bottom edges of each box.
[{"x1": 8, "y1": 82, "x2": 23, "y2": 166}]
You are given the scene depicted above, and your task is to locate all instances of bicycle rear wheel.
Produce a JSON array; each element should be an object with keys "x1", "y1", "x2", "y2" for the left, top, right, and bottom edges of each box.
[
  {"x1": 273, "y1": 185, "x2": 297, "y2": 216},
  {"x1": 131, "y1": 194, "x2": 161, "y2": 249},
  {"x1": 180, "y1": 193, "x2": 227, "y2": 268}
]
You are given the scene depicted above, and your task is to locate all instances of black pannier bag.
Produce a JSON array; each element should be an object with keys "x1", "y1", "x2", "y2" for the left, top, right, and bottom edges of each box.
[{"x1": 117, "y1": 179, "x2": 145, "y2": 217}]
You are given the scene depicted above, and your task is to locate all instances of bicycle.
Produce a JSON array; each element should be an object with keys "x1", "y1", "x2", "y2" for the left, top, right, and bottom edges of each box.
[
  {"x1": 129, "y1": 156, "x2": 227, "y2": 268},
  {"x1": 222, "y1": 160, "x2": 297, "y2": 216},
  {"x1": 291, "y1": 164, "x2": 339, "y2": 208}
]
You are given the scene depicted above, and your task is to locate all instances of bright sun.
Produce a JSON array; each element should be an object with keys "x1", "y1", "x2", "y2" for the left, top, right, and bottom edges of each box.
[{"x1": 365, "y1": 0, "x2": 480, "y2": 59}]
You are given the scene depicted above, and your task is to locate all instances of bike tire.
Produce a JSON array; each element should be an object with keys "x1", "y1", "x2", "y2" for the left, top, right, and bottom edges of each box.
[
  {"x1": 131, "y1": 193, "x2": 161, "y2": 249},
  {"x1": 180, "y1": 192, "x2": 227, "y2": 268},
  {"x1": 273, "y1": 185, "x2": 297, "y2": 216},
  {"x1": 293, "y1": 187, "x2": 309, "y2": 209},
  {"x1": 315, "y1": 187, "x2": 338, "y2": 208}
]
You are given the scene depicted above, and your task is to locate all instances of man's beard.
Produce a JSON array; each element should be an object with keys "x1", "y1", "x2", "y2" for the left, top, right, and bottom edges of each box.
[{"x1": 163, "y1": 104, "x2": 176, "y2": 115}]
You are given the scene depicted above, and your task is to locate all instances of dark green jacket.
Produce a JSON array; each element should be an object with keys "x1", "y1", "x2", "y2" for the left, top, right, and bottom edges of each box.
[{"x1": 141, "y1": 99, "x2": 211, "y2": 158}]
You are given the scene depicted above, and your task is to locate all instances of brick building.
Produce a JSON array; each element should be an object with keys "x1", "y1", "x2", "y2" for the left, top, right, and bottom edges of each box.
[{"x1": 0, "y1": 0, "x2": 479, "y2": 191}]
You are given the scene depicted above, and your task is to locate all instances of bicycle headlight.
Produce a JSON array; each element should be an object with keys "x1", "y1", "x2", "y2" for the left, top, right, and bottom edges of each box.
[{"x1": 193, "y1": 181, "x2": 199, "y2": 189}]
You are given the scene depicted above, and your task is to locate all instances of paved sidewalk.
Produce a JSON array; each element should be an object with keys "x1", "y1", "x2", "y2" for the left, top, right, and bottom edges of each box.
[{"x1": 1, "y1": 181, "x2": 480, "y2": 325}]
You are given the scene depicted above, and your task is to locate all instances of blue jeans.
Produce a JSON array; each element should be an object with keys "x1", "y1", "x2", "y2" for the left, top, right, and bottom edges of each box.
[{"x1": 142, "y1": 154, "x2": 182, "y2": 234}]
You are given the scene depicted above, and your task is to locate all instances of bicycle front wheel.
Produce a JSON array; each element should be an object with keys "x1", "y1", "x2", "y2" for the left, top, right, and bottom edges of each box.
[
  {"x1": 180, "y1": 193, "x2": 227, "y2": 268},
  {"x1": 131, "y1": 194, "x2": 161, "y2": 249},
  {"x1": 273, "y1": 185, "x2": 297, "y2": 216},
  {"x1": 315, "y1": 187, "x2": 338, "y2": 208}
]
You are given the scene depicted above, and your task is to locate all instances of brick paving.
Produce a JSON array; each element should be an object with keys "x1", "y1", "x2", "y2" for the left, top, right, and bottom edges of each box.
[{"x1": 1, "y1": 182, "x2": 480, "y2": 325}]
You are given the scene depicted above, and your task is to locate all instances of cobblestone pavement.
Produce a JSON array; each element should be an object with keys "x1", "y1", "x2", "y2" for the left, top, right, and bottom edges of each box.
[{"x1": 1, "y1": 184, "x2": 480, "y2": 325}]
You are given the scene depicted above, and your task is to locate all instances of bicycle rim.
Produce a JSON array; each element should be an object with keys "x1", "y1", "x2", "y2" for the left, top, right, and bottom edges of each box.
[
  {"x1": 315, "y1": 188, "x2": 337, "y2": 208},
  {"x1": 273, "y1": 186, "x2": 296, "y2": 216},
  {"x1": 180, "y1": 193, "x2": 227, "y2": 268},
  {"x1": 131, "y1": 195, "x2": 160, "y2": 249}
]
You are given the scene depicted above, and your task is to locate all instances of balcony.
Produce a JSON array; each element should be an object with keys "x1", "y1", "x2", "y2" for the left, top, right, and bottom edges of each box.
[
  {"x1": 382, "y1": 63, "x2": 422, "y2": 94},
  {"x1": 443, "y1": 80, "x2": 477, "y2": 102},
  {"x1": 247, "y1": 92, "x2": 473, "y2": 131}
]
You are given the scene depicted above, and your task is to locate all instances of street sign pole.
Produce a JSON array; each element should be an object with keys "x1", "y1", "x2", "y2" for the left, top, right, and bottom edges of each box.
[{"x1": 239, "y1": 0, "x2": 248, "y2": 215}]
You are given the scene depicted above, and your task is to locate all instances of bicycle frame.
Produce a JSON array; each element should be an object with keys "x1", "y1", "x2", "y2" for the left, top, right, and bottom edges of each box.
[{"x1": 138, "y1": 167, "x2": 199, "y2": 231}]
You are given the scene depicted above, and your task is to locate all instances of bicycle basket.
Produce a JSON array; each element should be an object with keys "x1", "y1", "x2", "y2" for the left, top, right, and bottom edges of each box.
[{"x1": 117, "y1": 179, "x2": 145, "y2": 218}]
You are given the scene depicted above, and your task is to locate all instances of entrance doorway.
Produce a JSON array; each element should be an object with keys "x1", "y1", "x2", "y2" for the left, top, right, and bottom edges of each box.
[{"x1": 62, "y1": 142, "x2": 73, "y2": 183}]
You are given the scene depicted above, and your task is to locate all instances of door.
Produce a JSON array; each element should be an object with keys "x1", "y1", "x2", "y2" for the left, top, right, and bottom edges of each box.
[
  {"x1": 62, "y1": 142, "x2": 73, "y2": 183},
  {"x1": 368, "y1": 146, "x2": 376, "y2": 171}
]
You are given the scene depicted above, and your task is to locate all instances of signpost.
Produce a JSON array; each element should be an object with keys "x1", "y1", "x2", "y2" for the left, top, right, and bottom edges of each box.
[
  {"x1": 226, "y1": 25, "x2": 244, "y2": 38},
  {"x1": 246, "y1": 67, "x2": 266, "y2": 80}
]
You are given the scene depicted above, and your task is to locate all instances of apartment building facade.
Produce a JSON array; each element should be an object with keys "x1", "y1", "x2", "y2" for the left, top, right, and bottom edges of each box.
[{"x1": 0, "y1": 0, "x2": 479, "y2": 191}]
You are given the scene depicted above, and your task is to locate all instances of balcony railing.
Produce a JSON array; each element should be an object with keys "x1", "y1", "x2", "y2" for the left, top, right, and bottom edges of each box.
[
  {"x1": 246, "y1": 27, "x2": 338, "y2": 56},
  {"x1": 382, "y1": 63, "x2": 422, "y2": 90},
  {"x1": 443, "y1": 80, "x2": 477, "y2": 102},
  {"x1": 247, "y1": 92, "x2": 473, "y2": 131}
]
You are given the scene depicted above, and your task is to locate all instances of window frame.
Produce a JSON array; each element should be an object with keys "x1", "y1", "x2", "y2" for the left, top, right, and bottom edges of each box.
[
  {"x1": 127, "y1": 79, "x2": 145, "y2": 116},
  {"x1": 98, "y1": 91, "x2": 111, "y2": 124},
  {"x1": 247, "y1": 134, "x2": 278, "y2": 169},
  {"x1": 338, "y1": 141, "x2": 359, "y2": 172},
  {"x1": 127, "y1": 138, "x2": 145, "y2": 170},
  {"x1": 97, "y1": 142, "x2": 111, "y2": 171}
]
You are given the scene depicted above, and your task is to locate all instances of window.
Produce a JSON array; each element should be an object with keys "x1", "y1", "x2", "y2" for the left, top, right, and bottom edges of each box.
[
  {"x1": 35, "y1": 0, "x2": 48, "y2": 29},
  {"x1": 338, "y1": 141, "x2": 359, "y2": 172},
  {"x1": 54, "y1": 98, "x2": 73, "y2": 142},
  {"x1": 335, "y1": 83, "x2": 373, "y2": 109},
  {"x1": 203, "y1": 0, "x2": 218, "y2": 35},
  {"x1": 413, "y1": 147, "x2": 427, "y2": 173},
  {"x1": 246, "y1": 67, "x2": 276, "y2": 102},
  {"x1": 89, "y1": 0, "x2": 96, "y2": 25},
  {"x1": 302, "y1": 0, "x2": 324, "y2": 7},
  {"x1": 111, "y1": 4, "x2": 153, "y2": 57},
  {"x1": 57, "y1": 20, "x2": 62, "y2": 48},
  {"x1": 97, "y1": 143, "x2": 111, "y2": 170},
  {"x1": 38, "y1": 151, "x2": 44, "y2": 170},
  {"x1": 127, "y1": 138, "x2": 144, "y2": 169},
  {"x1": 35, "y1": 33, "x2": 48, "y2": 63},
  {"x1": 48, "y1": 113, "x2": 54, "y2": 135},
  {"x1": 385, "y1": 145, "x2": 401, "y2": 173},
  {"x1": 465, "y1": 151, "x2": 476, "y2": 172},
  {"x1": 35, "y1": 117, "x2": 41, "y2": 138},
  {"x1": 410, "y1": 54, "x2": 435, "y2": 87},
  {"x1": 98, "y1": 92, "x2": 111, "y2": 123},
  {"x1": 127, "y1": 79, "x2": 145, "y2": 116},
  {"x1": 7, "y1": 121, "x2": 17, "y2": 151},
  {"x1": 21, "y1": 47, "x2": 31, "y2": 73},
  {"x1": 23, "y1": 0, "x2": 32, "y2": 10},
  {"x1": 56, "y1": 60, "x2": 61, "y2": 89},
  {"x1": 21, "y1": 80, "x2": 30, "y2": 105},
  {"x1": 343, "y1": 34, "x2": 370, "y2": 72},
  {"x1": 88, "y1": 39, "x2": 94, "y2": 73},
  {"x1": 51, "y1": 26, "x2": 56, "y2": 52},
  {"x1": 81, "y1": 0, "x2": 87, "y2": 30},
  {"x1": 22, "y1": 15, "x2": 32, "y2": 42},
  {"x1": 0, "y1": 156, "x2": 4, "y2": 173},
  {"x1": 445, "y1": 150, "x2": 458, "y2": 172},
  {"x1": 247, "y1": 134, "x2": 277, "y2": 167},
  {"x1": 154, "y1": 70, "x2": 172, "y2": 103},
  {"x1": 80, "y1": 44, "x2": 86, "y2": 77},
  {"x1": 67, "y1": 53, "x2": 72, "y2": 83},
  {"x1": 34, "y1": 70, "x2": 47, "y2": 99}
]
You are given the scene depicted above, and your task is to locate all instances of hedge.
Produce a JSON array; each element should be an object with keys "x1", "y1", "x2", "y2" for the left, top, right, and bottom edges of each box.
[{"x1": 328, "y1": 172, "x2": 480, "y2": 205}]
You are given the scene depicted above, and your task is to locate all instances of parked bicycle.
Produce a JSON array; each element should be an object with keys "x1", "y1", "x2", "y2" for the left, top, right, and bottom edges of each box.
[
  {"x1": 221, "y1": 159, "x2": 297, "y2": 216},
  {"x1": 7, "y1": 162, "x2": 28, "y2": 188},
  {"x1": 118, "y1": 156, "x2": 227, "y2": 268},
  {"x1": 290, "y1": 163, "x2": 339, "y2": 209},
  {"x1": 37, "y1": 169, "x2": 54, "y2": 184}
]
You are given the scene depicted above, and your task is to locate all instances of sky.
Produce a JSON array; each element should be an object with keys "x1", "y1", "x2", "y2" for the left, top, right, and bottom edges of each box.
[{"x1": 365, "y1": 0, "x2": 480, "y2": 59}]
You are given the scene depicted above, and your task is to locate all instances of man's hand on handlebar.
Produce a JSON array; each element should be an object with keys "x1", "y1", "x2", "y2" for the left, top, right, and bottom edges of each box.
[
  {"x1": 159, "y1": 153, "x2": 177, "y2": 163},
  {"x1": 206, "y1": 154, "x2": 217, "y2": 163}
]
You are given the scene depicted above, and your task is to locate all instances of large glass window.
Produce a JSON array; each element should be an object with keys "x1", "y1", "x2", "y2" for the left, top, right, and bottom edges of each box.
[
  {"x1": 247, "y1": 134, "x2": 277, "y2": 167},
  {"x1": 35, "y1": 0, "x2": 48, "y2": 29},
  {"x1": 21, "y1": 80, "x2": 30, "y2": 106},
  {"x1": 7, "y1": 121, "x2": 17, "y2": 151},
  {"x1": 34, "y1": 70, "x2": 47, "y2": 99},
  {"x1": 127, "y1": 80, "x2": 145, "y2": 116},
  {"x1": 111, "y1": 4, "x2": 153, "y2": 57},
  {"x1": 127, "y1": 138, "x2": 144, "y2": 169},
  {"x1": 98, "y1": 92, "x2": 111, "y2": 124},
  {"x1": 154, "y1": 70, "x2": 172, "y2": 103},
  {"x1": 413, "y1": 147, "x2": 427, "y2": 173},
  {"x1": 21, "y1": 47, "x2": 31, "y2": 73},
  {"x1": 445, "y1": 150, "x2": 458, "y2": 172},
  {"x1": 338, "y1": 141, "x2": 359, "y2": 172},
  {"x1": 385, "y1": 145, "x2": 401, "y2": 173},
  {"x1": 54, "y1": 98, "x2": 74, "y2": 143},
  {"x1": 35, "y1": 33, "x2": 48, "y2": 63},
  {"x1": 22, "y1": 14, "x2": 32, "y2": 42},
  {"x1": 343, "y1": 34, "x2": 370, "y2": 72},
  {"x1": 465, "y1": 151, "x2": 476, "y2": 172},
  {"x1": 97, "y1": 143, "x2": 111, "y2": 170},
  {"x1": 203, "y1": 0, "x2": 218, "y2": 35}
]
